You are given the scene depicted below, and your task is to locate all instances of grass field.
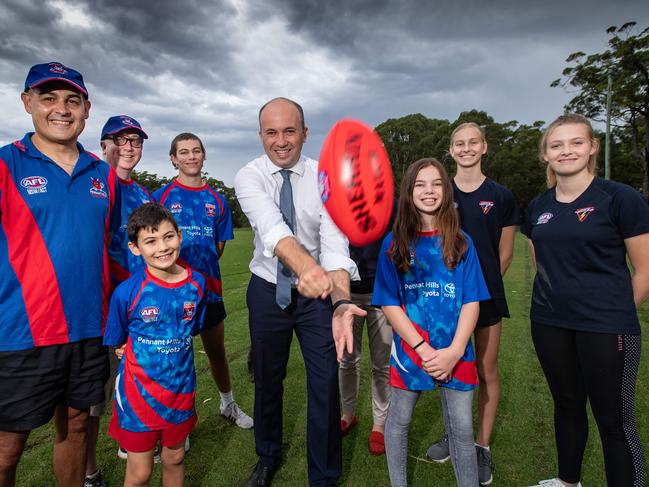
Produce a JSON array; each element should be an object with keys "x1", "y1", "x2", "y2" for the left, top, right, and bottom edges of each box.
[{"x1": 17, "y1": 228, "x2": 649, "y2": 486}]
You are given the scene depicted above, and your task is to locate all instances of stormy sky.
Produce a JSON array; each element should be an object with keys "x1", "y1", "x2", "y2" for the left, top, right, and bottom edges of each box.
[{"x1": 1, "y1": 0, "x2": 647, "y2": 185}]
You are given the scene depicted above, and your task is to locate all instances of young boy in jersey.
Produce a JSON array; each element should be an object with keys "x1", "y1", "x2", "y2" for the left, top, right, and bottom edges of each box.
[
  {"x1": 154, "y1": 133, "x2": 252, "y2": 430},
  {"x1": 104, "y1": 204, "x2": 206, "y2": 487},
  {"x1": 85, "y1": 115, "x2": 154, "y2": 487}
]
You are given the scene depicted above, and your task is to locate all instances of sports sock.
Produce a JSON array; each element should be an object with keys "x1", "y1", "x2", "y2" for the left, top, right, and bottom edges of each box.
[{"x1": 220, "y1": 390, "x2": 234, "y2": 407}]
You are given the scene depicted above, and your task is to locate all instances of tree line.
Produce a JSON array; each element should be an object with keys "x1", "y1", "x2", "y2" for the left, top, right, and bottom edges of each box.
[{"x1": 133, "y1": 22, "x2": 648, "y2": 227}]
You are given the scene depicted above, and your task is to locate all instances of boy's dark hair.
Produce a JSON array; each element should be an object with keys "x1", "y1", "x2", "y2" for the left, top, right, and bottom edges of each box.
[{"x1": 127, "y1": 203, "x2": 179, "y2": 244}]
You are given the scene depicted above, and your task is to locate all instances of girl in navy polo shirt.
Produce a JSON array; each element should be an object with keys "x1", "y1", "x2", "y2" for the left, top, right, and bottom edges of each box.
[
  {"x1": 373, "y1": 158, "x2": 490, "y2": 487},
  {"x1": 522, "y1": 114, "x2": 649, "y2": 487}
]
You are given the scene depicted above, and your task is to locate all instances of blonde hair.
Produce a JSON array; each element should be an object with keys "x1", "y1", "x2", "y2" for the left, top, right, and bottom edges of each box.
[
  {"x1": 539, "y1": 114, "x2": 600, "y2": 188},
  {"x1": 450, "y1": 122, "x2": 486, "y2": 146}
]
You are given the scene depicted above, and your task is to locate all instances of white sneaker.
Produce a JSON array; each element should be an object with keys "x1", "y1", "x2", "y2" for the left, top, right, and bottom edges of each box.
[
  {"x1": 220, "y1": 400, "x2": 254, "y2": 429},
  {"x1": 527, "y1": 479, "x2": 583, "y2": 487},
  {"x1": 119, "y1": 445, "x2": 161, "y2": 463}
]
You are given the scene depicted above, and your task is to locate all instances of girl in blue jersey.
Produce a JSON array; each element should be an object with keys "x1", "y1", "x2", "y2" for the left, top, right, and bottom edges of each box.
[
  {"x1": 522, "y1": 114, "x2": 649, "y2": 487},
  {"x1": 427, "y1": 122, "x2": 519, "y2": 485},
  {"x1": 373, "y1": 158, "x2": 490, "y2": 487}
]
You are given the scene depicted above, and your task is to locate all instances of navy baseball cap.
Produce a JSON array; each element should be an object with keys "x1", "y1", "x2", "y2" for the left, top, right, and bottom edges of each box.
[
  {"x1": 101, "y1": 115, "x2": 148, "y2": 140},
  {"x1": 24, "y1": 62, "x2": 88, "y2": 98}
]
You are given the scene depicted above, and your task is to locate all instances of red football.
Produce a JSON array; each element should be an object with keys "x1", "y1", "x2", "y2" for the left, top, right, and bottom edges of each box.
[{"x1": 318, "y1": 119, "x2": 394, "y2": 246}]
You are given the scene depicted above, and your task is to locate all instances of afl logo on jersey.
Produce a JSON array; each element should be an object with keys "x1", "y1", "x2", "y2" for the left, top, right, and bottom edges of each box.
[
  {"x1": 182, "y1": 302, "x2": 196, "y2": 321},
  {"x1": 479, "y1": 200, "x2": 494, "y2": 215},
  {"x1": 170, "y1": 202, "x2": 182, "y2": 214},
  {"x1": 140, "y1": 306, "x2": 160, "y2": 323},
  {"x1": 575, "y1": 206, "x2": 595, "y2": 223},
  {"x1": 89, "y1": 178, "x2": 108, "y2": 198},
  {"x1": 21, "y1": 176, "x2": 48, "y2": 195},
  {"x1": 205, "y1": 203, "x2": 216, "y2": 218},
  {"x1": 536, "y1": 212, "x2": 553, "y2": 225}
]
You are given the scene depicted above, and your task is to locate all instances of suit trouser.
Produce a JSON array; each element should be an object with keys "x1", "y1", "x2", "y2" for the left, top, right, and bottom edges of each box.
[
  {"x1": 338, "y1": 292, "x2": 392, "y2": 425},
  {"x1": 247, "y1": 274, "x2": 341, "y2": 486}
]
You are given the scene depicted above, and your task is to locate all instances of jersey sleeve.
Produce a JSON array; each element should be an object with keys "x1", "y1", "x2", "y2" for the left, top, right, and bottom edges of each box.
[
  {"x1": 520, "y1": 201, "x2": 535, "y2": 238},
  {"x1": 461, "y1": 236, "x2": 491, "y2": 304},
  {"x1": 502, "y1": 187, "x2": 520, "y2": 227},
  {"x1": 216, "y1": 193, "x2": 234, "y2": 242},
  {"x1": 371, "y1": 234, "x2": 401, "y2": 307},
  {"x1": 108, "y1": 168, "x2": 122, "y2": 235},
  {"x1": 103, "y1": 284, "x2": 129, "y2": 346},
  {"x1": 611, "y1": 184, "x2": 649, "y2": 239}
]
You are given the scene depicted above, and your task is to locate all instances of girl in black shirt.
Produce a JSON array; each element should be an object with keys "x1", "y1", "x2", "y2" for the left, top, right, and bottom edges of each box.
[{"x1": 522, "y1": 114, "x2": 649, "y2": 487}]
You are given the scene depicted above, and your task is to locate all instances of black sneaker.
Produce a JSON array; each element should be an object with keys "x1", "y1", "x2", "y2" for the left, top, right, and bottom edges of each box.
[
  {"x1": 426, "y1": 434, "x2": 450, "y2": 463},
  {"x1": 476, "y1": 445, "x2": 494, "y2": 485}
]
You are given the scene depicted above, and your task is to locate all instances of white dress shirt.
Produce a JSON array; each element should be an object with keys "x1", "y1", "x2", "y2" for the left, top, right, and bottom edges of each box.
[{"x1": 234, "y1": 154, "x2": 359, "y2": 285}]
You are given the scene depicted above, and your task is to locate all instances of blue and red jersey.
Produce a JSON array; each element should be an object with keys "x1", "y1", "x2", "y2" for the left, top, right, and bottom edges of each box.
[
  {"x1": 154, "y1": 180, "x2": 234, "y2": 304},
  {"x1": 0, "y1": 133, "x2": 119, "y2": 351},
  {"x1": 108, "y1": 178, "x2": 154, "y2": 287},
  {"x1": 372, "y1": 231, "x2": 490, "y2": 392},
  {"x1": 104, "y1": 267, "x2": 207, "y2": 432}
]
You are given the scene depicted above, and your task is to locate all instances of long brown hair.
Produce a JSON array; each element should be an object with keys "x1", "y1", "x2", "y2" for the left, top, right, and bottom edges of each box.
[
  {"x1": 539, "y1": 114, "x2": 600, "y2": 188},
  {"x1": 390, "y1": 158, "x2": 466, "y2": 272}
]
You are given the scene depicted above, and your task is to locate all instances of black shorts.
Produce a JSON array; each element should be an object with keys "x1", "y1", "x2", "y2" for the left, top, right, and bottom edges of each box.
[
  {"x1": 476, "y1": 298, "x2": 509, "y2": 328},
  {"x1": 202, "y1": 301, "x2": 227, "y2": 331},
  {"x1": 0, "y1": 338, "x2": 109, "y2": 431}
]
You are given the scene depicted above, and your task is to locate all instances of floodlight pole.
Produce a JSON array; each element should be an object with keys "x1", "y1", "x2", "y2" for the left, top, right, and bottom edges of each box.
[{"x1": 605, "y1": 73, "x2": 612, "y2": 180}]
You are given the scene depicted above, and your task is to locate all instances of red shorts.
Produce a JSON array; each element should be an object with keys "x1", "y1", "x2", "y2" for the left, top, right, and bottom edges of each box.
[{"x1": 108, "y1": 408, "x2": 197, "y2": 453}]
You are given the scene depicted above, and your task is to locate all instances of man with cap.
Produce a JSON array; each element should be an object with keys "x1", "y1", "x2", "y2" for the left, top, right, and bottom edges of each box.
[
  {"x1": 0, "y1": 62, "x2": 119, "y2": 486},
  {"x1": 84, "y1": 115, "x2": 153, "y2": 487}
]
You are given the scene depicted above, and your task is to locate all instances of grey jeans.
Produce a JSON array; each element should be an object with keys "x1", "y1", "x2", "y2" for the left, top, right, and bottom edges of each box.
[
  {"x1": 338, "y1": 292, "x2": 392, "y2": 425},
  {"x1": 385, "y1": 386, "x2": 478, "y2": 487}
]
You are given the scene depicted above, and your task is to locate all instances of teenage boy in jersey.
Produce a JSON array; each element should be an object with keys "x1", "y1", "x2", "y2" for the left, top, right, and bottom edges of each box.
[
  {"x1": 85, "y1": 115, "x2": 153, "y2": 487},
  {"x1": 104, "y1": 203, "x2": 206, "y2": 487},
  {"x1": 154, "y1": 133, "x2": 253, "y2": 430},
  {"x1": 0, "y1": 62, "x2": 118, "y2": 487}
]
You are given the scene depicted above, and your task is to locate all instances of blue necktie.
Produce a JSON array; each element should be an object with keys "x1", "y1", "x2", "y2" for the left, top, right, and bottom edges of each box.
[{"x1": 276, "y1": 169, "x2": 294, "y2": 309}]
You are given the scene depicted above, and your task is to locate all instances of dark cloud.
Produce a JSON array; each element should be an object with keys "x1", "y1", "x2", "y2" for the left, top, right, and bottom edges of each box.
[{"x1": 1, "y1": 0, "x2": 648, "y2": 185}]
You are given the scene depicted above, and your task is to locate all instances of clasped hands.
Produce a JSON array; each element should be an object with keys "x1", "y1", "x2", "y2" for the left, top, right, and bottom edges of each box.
[{"x1": 415, "y1": 342, "x2": 461, "y2": 383}]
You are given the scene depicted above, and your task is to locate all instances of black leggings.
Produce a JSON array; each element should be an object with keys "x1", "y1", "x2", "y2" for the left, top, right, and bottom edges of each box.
[{"x1": 532, "y1": 322, "x2": 646, "y2": 486}]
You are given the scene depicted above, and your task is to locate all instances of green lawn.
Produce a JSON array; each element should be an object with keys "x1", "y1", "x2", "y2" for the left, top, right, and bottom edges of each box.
[{"x1": 17, "y1": 229, "x2": 649, "y2": 486}]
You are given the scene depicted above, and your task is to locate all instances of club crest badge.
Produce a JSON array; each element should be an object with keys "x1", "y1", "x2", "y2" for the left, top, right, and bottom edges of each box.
[
  {"x1": 479, "y1": 200, "x2": 494, "y2": 215},
  {"x1": 575, "y1": 206, "x2": 595, "y2": 223},
  {"x1": 49, "y1": 63, "x2": 67, "y2": 75},
  {"x1": 21, "y1": 176, "x2": 48, "y2": 195},
  {"x1": 182, "y1": 302, "x2": 196, "y2": 321},
  {"x1": 141, "y1": 306, "x2": 160, "y2": 323},
  {"x1": 536, "y1": 212, "x2": 553, "y2": 225},
  {"x1": 205, "y1": 203, "x2": 216, "y2": 218},
  {"x1": 89, "y1": 177, "x2": 107, "y2": 198}
]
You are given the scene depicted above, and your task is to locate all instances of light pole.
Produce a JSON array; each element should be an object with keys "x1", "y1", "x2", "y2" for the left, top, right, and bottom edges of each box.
[{"x1": 605, "y1": 72, "x2": 612, "y2": 180}]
